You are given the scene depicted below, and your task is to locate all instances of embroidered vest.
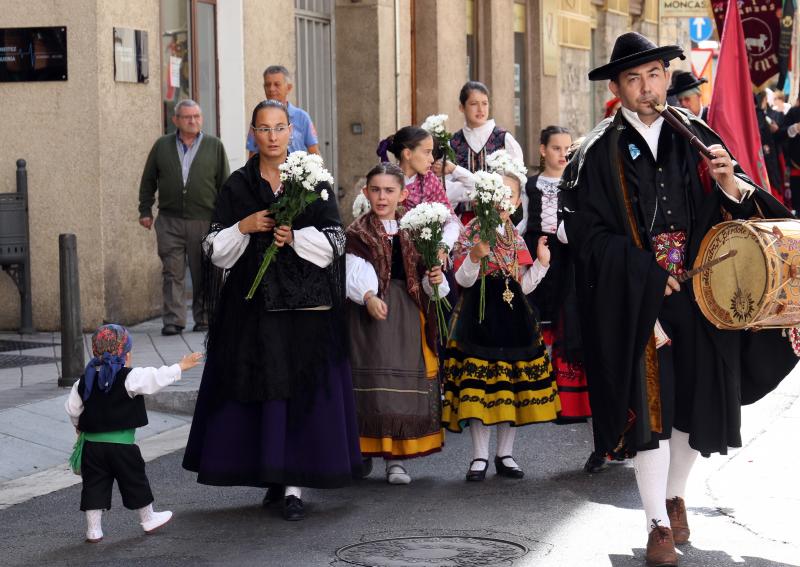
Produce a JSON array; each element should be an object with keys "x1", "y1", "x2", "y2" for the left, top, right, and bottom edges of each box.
[{"x1": 450, "y1": 126, "x2": 508, "y2": 172}]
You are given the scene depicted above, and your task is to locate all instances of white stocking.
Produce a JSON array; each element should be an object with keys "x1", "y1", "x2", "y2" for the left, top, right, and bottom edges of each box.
[
  {"x1": 496, "y1": 423, "x2": 519, "y2": 468},
  {"x1": 632, "y1": 439, "x2": 671, "y2": 532},
  {"x1": 469, "y1": 419, "x2": 490, "y2": 471},
  {"x1": 666, "y1": 428, "x2": 698, "y2": 500},
  {"x1": 285, "y1": 486, "x2": 302, "y2": 499},
  {"x1": 85, "y1": 509, "x2": 103, "y2": 540}
]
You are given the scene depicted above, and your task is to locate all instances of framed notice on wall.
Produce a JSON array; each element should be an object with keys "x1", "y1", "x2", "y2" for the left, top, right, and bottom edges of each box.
[
  {"x1": 113, "y1": 28, "x2": 149, "y2": 83},
  {"x1": 0, "y1": 26, "x2": 67, "y2": 82}
]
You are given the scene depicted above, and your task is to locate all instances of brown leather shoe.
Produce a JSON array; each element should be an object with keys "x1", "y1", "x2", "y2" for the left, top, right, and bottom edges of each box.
[
  {"x1": 666, "y1": 496, "x2": 690, "y2": 544},
  {"x1": 645, "y1": 520, "x2": 678, "y2": 567}
]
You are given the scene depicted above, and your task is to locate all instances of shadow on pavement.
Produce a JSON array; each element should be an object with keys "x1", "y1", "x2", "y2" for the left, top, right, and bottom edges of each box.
[{"x1": 610, "y1": 547, "x2": 800, "y2": 567}]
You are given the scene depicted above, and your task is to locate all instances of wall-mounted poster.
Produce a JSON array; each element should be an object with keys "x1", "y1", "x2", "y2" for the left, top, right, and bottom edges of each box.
[
  {"x1": 0, "y1": 26, "x2": 67, "y2": 82},
  {"x1": 113, "y1": 28, "x2": 148, "y2": 83}
]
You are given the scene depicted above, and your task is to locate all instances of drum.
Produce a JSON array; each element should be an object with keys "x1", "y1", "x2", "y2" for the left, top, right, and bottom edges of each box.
[{"x1": 694, "y1": 219, "x2": 800, "y2": 330}]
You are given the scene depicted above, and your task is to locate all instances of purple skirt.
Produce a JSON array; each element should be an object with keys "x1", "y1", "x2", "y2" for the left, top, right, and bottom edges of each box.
[{"x1": 183, "y1": 359, "x2": 362, "y2": 489}]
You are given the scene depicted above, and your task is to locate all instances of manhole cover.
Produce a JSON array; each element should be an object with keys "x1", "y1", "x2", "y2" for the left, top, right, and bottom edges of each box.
[
  {"x1": 335, "y1": 536, "x2": 527, "y2": 567},
  {"x1": 0, "y1": 340, "x2": 52, "y2": 353},
  {"x1": 0, "y1": 354, "x2": 57, "y2": 369}
]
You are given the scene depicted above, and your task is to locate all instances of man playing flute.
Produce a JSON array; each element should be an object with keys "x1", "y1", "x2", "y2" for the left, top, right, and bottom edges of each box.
[{"x1": 561, "y1": 32, "x2": 796, "y2": 566}]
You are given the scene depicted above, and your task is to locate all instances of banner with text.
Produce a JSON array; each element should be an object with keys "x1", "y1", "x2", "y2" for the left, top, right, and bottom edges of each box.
[
  {"x1": 711, "y1": 0, "x2": 781, "y2": 88},
  {"x1": 661, "y1": 0, "x2": 710, "y2": 17}
]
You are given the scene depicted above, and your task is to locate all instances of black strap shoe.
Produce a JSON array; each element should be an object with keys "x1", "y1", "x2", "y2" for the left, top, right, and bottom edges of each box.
[
  {"x1": 583, "y1": 450, "x2": 608, "y2": 474},
  {"x1": 494, "y1": 455, "x2": 525, "y2": 478},
  {"x1": 283, "y1": 495, "x2": 305, "y2": 521},
  {"x1": 261, "y1": 484, "x2": 284, "y2": 507},
  {"x1": 161, "y1": 324, "x2": 183, "y2": 336},
  {"x1": 466, "y1": 458, "x2": 488, "y2": 482}
]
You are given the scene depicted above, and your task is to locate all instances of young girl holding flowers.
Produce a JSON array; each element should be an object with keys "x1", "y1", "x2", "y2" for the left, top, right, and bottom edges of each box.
[
  {"x1": 346, "y1": 162, "x2": 449, "y2": 485},
  {"x1": 442, "y1": 164, "x2": 560, "y2": 481}
]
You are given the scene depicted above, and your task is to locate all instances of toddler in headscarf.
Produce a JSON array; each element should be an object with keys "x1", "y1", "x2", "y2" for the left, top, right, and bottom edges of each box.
[{"x1": 65, "y1": 324, "x2": 202, "y2": 543}]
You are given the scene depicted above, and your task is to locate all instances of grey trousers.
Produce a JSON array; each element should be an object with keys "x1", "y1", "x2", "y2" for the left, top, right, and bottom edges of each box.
[{"x1": 154, "y1": 214, "x2": 210, "y2": 328}]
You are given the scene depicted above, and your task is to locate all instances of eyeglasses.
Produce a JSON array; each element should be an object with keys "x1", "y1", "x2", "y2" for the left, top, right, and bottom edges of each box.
[{"x1": 252, "y1": 125, "x2": 290, "y2": 135}]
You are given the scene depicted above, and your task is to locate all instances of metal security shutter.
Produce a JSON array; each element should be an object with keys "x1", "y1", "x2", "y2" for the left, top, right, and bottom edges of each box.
[{"x1": 295, "y1": 0, "x2": 337, "y2": 181}]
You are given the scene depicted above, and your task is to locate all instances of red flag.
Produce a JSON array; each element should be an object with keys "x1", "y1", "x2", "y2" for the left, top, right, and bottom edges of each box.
[{"x1": 707, "y1": 0, "x2": 776, "y2": 201}]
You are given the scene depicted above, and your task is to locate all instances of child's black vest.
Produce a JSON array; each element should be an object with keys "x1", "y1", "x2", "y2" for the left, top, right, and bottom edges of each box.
[{"x1": 77, "y1": 367, "x2": 148, "y2": 432}]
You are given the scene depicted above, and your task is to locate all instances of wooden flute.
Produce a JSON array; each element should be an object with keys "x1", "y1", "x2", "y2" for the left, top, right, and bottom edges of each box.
[{"x1": 650, "y1": 101, "x2": 716, "y2": 161}]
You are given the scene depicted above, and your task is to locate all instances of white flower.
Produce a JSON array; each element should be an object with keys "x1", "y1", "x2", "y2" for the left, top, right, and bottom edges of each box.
[
  {"x1": 485, "y1": 149, "x2": 528, "y2": 186},
  {"x1": 420, "y1": 227, "x2": 433, "y2": 240},
  {"x1": 469, "y1": 170, "x2": 514, "y2": 213},
  {"x1": 420, "y1": 114, "x2": 449, "y2": 137},
  {"x1": 320, "y1": 189, "x2": 329, "y2": 201},
  {"x1": 352, "y1": 193, "x2": 371, "y2": 216}
]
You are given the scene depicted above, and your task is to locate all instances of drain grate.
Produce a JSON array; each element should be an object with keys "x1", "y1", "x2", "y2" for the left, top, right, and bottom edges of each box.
[
  {"x1": 0, "y1": 354, "x2": 58, "y2": 369},
  {"x1": 335, "y1": 536, "x2": 528, "y2": 567},
  {"x1": 0, "y1": 339, "x2": 53, "y2": 353}
]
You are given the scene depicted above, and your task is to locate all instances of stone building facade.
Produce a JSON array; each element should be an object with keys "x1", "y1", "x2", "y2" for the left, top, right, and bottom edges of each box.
[{"x1": 1, "y1": 1, "x2": 793, "y2": 330}]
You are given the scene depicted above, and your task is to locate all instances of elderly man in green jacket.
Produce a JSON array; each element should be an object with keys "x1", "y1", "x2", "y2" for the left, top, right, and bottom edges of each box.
[{"x1": 139, "y1": 99, "x2": 229, "y2": 335}]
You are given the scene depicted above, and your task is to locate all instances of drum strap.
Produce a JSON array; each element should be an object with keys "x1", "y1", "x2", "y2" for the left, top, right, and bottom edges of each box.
[{"x1": 614, "y1": 146, "x2": 663, "y2": 436}]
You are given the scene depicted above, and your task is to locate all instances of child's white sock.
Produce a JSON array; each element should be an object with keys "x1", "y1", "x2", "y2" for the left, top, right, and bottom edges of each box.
[
  {"x1": 285, "y1": 486, "x2": 302, "y2": 499},
  {"x1": 469, "y1": 419, "x2": 490, "y2": 471},
  {"x1": 138, "y1": 503, "x2": 173, "y2": 533},
  {"x1": 85, "y1": 509, "x2": 103, "y2": 542}
]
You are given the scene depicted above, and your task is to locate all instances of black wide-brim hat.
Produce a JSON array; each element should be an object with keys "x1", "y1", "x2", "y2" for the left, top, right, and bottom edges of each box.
[
  {"x1": 588, "y1": 32, "x2": 685, "y2": 81},
  {"x1": 667, "y1": 70, "x2": 708, "y2": 96}
]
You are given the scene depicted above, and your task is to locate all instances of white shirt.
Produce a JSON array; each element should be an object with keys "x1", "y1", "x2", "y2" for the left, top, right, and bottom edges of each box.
[
  {"x1": 345, "y1": 220, "x2": 450, "y2": 304},
  {"x1": 65, "y1": 364, "x2": 182, "y2": 428},
  {"x1": 204, "y1": 224, "x2": 333, "y2": 270}
]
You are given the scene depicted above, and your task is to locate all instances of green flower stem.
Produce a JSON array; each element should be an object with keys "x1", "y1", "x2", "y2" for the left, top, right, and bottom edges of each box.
[
  {"x1": 479, "y1": 257, "x2": 487, "y2": 323},
  {"x1": 432, "y1": 283, "x2": 450, "y2": 343},
  {"x1": 245, "y1": 242, "x2": 279, "y2": 300}
]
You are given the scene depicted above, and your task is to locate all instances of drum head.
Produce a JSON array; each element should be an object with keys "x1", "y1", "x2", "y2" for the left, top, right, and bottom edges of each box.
[{"x1": 694, "y1": 222, "x2": 767, "y2": 329}]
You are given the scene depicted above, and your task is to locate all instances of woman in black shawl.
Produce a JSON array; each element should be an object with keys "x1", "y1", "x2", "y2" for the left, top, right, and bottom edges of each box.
[{"x1": 182, "y1": 100, "x2": 361, "y2": 521}]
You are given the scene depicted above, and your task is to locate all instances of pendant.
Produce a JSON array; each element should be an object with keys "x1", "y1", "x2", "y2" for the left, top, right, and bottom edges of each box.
[{"x1": 502, "y1": 278, "x2": 514, "y2": 308}]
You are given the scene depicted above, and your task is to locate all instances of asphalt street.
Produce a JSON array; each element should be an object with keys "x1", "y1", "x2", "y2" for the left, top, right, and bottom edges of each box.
[{"x1": 1, "y1": 372, "x2": 798, "y2": 567}]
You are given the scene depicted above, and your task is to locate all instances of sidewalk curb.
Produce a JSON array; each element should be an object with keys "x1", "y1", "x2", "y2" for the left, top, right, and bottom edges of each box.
[
  {"x1": 147, "y1": 391, "x2": 197, "y2": 416},
  {"x1": 0, "y1": 424, "x2": 190, "y2": 510}
]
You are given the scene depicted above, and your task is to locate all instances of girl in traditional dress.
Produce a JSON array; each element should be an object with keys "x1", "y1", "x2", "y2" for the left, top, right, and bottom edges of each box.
[
  {"x1": 345, "y1": 162, "x2": 449, "y2": 484},
  {"x1": 435, "y1": 81, "x2": 526, "y2": 230},
  {"x1": 442, "y1": 171, "x2": 559, "y2": 481},
  {"x1": 182, "y1": 100, "x2": 361, "y2": 521},
  {"x1": 378, "y1": 126, "x2": 461, "y2": 256},
  {"x1": 525, "y1": 127, "x2": 600, "y2": 472}
]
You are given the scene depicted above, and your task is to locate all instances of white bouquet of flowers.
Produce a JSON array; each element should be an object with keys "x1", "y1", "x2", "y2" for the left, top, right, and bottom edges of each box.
[
  {"x1": 467, "y1": 171, "x2": 516, "y2": 321},
  {"x1": 420, "y1": 113, "x2": 457, "y2": 164},
  {"x1": 352, "y1": 192, "x2": 371, "y2": 217},
  {"x1": 400, "y1": 202, "x2": 453, "y2": 341},
  {"x1": 486, "y1": 149, "x2": 528, "y2": 186},
  {"x1": 246, "y1": 151, "x2": 333, "y2": 299}
]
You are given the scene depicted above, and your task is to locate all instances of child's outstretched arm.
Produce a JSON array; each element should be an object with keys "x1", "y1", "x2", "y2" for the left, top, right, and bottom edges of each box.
[{"x1": 125, "y1": 352, "x2": 203, "y2": 397}]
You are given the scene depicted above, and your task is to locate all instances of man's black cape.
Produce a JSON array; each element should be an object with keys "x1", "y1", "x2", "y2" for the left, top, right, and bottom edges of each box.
[{"x1": 562, "y1": 108, "x2": 797, "y2": 456}]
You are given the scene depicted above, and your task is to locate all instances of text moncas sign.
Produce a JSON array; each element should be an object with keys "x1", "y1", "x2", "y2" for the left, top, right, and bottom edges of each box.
[
  {"x1": 711, "y1": 0, "x2": 781, "y2": 88},
  {"x1": 661, "y1": 0, "x2": 710, "y2": 17}
]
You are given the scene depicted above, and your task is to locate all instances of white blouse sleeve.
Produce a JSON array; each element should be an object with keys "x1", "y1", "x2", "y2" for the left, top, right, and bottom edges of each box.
[
  {"x1": 422, "y1": 272, "x2": 451, "y2": 298},
  {"x1": 445, "y1": 165, "x2": 474, "y2": 205},
  {"x1": 64, "y1": 382, "x2": 83, "y2": 427},
  {"x1": 346, "y1": 253, "x2": 379, "y2": 304},
  {"x1": 289, "y1": 226, "x2": 334, "y2": 268},
  {"x1": 455, "y1": 254, "x2": 481, "y2": 288},
  {"x1": 208, "y1": 223, "x2": 250, "y2": 269},
  {"x1": 516, "y1": 191, "x2": 529, "y2": 236},
  {"x1": 125, "y1": 364, "x2": 182, "y2": 396},
  {"x1": 504, "y1": 133, "x2": 525, "y2": 164},
  {"x1": 520, "y1": 260, "x2": 549, "y2": 295},
  {"x1": 442, "y1": 215, "x2": 462, "y2": 252}
]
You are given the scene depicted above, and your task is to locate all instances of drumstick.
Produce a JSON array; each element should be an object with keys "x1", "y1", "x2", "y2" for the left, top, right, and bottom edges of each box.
[{"x1": 675, "y1": 250, "x2": 737, "y2": 283}]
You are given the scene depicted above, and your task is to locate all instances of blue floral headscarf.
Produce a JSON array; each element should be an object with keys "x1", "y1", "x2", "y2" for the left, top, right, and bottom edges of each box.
[{"x1": 82, "y1": 324, "x2": 133, "y2": 401}]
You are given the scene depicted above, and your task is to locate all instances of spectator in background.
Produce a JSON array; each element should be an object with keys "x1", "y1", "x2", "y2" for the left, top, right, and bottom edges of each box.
[
  {"x1": 246, "y1": 65, "x2": 319, "y2": 157},
  {"x1": 772, "y1": 89, "x2": 791, "y2": 115},
  {"x1": 755, "y1": 91, "x2": 784, "y2": 195},
  {"x1": 139, "y1": 100, "x2": 230, "y2": 336},
  {"x1": 778, "y1": 94, "x2": 800, "y2": 213},
  {"x1": 667, "y1": 70, "x2": 708, "y2": 121}
]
